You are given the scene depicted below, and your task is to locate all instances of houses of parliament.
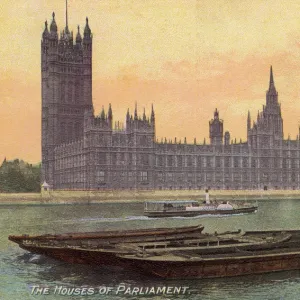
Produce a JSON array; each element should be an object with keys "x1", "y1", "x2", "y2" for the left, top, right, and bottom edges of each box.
[{"x1": 41, "y1": 4, "x2": 300, "y2": 191}]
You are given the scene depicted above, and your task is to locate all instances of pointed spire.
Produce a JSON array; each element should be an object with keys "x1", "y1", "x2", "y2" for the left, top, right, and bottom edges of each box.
[
  {"x1": 76, "y1": 25, "x2": 82, "y2": 44},
  {"x1": 84, "y1": 17, "x2": 91, "y2": 39},
  {"x1": 43, "y1": 20, "x2": 49, "y2": 39},
  {"x1": 100, "y1": 106, "x2": 105, "y2": 119},
  {"x1": 108, "y1": 103, "x2": 112, "y2": 120},
  {"x1": 268, "y1": 65, "x2": 277, "y2": 94},
  {"x1": 151, "y1": 104, "x2": 155, "y2": 124},
  {"x1": 50, "y1": 12, "x2": 57, "y2": 33},
  {"x1": 214, "y1": 108, "x2": 219, "y2": 119},
  {"x1": 247, "y1": 110, "x2": 251, "y2": 130},
  {"x1": 134, "y1": 103, "x2": 138, "y2": 120},
  {"x1": 143, "y1": 107, "x2": 146, "y2": 121},
  {"x1": 269, "y1": 66, "x2": 274, "y2": 88}
]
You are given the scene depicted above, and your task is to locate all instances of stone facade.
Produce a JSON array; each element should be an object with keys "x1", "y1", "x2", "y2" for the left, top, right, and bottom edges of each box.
[
  {"x1": 41, "y1": 9, "x2": 92, "y2": 187},
  {"x1": 41, "y1": 8, "x2": 300, "y2": 191}
]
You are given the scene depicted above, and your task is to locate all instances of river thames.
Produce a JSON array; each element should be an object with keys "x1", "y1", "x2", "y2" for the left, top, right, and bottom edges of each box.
[{"x1": 2, "y1": 199, "x2": 300, "y2": 299}]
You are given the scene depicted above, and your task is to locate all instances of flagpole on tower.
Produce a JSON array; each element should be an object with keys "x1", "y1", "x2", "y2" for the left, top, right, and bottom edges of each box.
[{"x1": 66, "y1": 0, "x2": 69, "y2": 33}]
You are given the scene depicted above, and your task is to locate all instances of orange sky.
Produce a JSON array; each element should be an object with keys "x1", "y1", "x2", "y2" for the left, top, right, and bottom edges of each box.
[{"x1": 1, "y1": 0, "x2": 300, "y2": 163}]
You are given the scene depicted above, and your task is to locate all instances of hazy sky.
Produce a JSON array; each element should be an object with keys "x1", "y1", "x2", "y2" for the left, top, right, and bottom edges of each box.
[{"x1": 1, "y1": 0, "x2": 300, "y2": 163}]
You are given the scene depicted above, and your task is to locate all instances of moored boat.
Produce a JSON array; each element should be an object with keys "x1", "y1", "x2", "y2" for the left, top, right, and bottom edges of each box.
[
  {"x1": 8, "y1": 224, "x2": 205, "y2": 265},
  {"x1": 117, "y1": 230, "x2": 300, "y2": 278},
  {"x1": 8, "y1": 224, "x2": 204, "y2": 244},
  {"x1": 117, "y1": 248, "x2": 300, "y2": 279},
  {"x1": 9, "y1": 227, "x2": 300, "y2": 275}
]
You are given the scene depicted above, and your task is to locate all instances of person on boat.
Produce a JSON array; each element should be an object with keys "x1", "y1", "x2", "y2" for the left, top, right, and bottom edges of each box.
[{"x1": 205, "y1": 190, "x2": 210, "y2": 205}]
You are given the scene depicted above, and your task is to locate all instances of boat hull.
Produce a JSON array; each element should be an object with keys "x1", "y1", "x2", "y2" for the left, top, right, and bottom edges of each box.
[
  {"x1": 9, "y1": 224, "x2": 204, "y2": 266},
  {"x1": 18, "y1": 244, "x2": 126, "y2": 266},
  {"x1": 9, "y1": 224, "x2": 204, "y2": 244},
  {"x1": 144, "y1": 206, "x2": 257, "y2": 218},
  {"x1": 11, "y1": 228, "x2": 300, "y2": 279},
  {"x1": 118, "y1": 250, "x2": 300, "y2": 279}
]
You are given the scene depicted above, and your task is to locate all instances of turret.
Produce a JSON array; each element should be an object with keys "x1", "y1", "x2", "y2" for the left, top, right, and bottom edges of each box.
[
  {"x1": 224, "y1": 131, "x2": 230, "y2": 146},
  {"x1": 83, "y1": 17, "x2": 92, "y2": 41},
  {"x1": 42, "y1": 20, "x2": 49, "y2": 40},
  {"x1": 263, "y1": 66, "x2": 283, "y2": 139},
  {"x1": 76, "y1": 25, "x2": 82, "y2": 45},
  {"x1": 49, "y1": 12, "x2": 58, "y2": 41},
  {"x1": 209, "y1": 108, "x2": 223, "y2": 146}
]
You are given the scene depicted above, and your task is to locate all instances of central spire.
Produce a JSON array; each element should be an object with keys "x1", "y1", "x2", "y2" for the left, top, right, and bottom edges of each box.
[
  {"x1": 65, "y1": 0, "x2": 69, "y2": 33},
  {"x1": 268, "y1": 65, "x2": 277, "y2": 94}
]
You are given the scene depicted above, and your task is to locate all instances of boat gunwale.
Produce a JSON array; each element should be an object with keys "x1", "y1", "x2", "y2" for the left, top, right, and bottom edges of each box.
[
  {"x1": 8, "y1": 224, "x2": 204, "y2": 241},
  {"x1": 117, "y1": 248, "x2": 300, "y2": 263}
]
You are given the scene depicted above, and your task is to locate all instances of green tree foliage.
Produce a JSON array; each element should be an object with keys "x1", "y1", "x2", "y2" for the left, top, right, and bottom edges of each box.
[{"x1": 0, "y1": 159, "x2": 41, "y2": 193}]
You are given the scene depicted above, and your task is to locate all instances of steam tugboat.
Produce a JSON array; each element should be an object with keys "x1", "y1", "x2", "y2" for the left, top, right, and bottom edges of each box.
[{"x1": 144, "y1": 193, "x2": 258, "y2": 218}]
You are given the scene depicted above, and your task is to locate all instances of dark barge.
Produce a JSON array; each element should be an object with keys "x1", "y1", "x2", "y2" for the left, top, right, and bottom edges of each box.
[
  {"x1": 118, "y1": 230, "x2": 300, "y2": 278},
  {"x1": 8, "y1": 224, "x2": 205, "y2": 265},
  {"x1": 9, "y1": 227, "x2": 300, "y2": 279}
]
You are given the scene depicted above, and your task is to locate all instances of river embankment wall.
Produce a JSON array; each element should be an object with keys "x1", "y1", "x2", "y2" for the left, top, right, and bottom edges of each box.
[{"x1": 0, "y1": 190, "x2": 300, "y2": 205}]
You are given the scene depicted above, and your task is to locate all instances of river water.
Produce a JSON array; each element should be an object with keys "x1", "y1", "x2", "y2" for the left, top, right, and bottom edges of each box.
[{"x1": 1, "y1": 199, "x2": 300, "y2": 300}]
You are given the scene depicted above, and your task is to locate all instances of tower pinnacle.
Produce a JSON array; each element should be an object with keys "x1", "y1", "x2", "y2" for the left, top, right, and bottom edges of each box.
[
  {"x1": 134, "y1": 102, "x2": 138, "y2": 120},
  {"x1": 151, "y1": 104, "x2": 155, "y2": 121},
  {"x1": 268, "y1": 65, "x2": 277, "y2": 94},
  {"x1": 65, "y1": 0, "x2": 69, "y2": 34},
  {"x1": 247, "y1": 110, "x2": 251, "y2": 130},
  {"x1": 269, "y1": 66, "x2": 274, "y2": 88}
]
